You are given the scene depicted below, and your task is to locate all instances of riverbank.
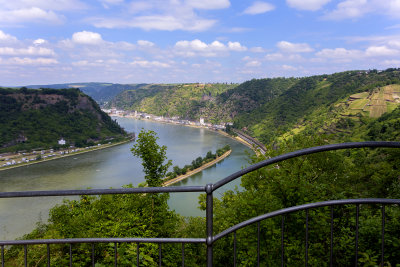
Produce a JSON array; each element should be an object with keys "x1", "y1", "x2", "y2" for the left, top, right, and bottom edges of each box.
[
  {"x1": 114, "y1": 115, "x2": 259, "y2": 154},
  {"x1": 0, "y1": 138, "x2": 134, "y2": 172},
  {"x1": 162, "y1": 150, "x2": 232, "y2": 187}
]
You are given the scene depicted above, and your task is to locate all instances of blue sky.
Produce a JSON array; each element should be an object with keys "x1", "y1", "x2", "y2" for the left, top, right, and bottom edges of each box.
[{"x1": 1, "y1": 0, "x2": 400, "y2": 86}]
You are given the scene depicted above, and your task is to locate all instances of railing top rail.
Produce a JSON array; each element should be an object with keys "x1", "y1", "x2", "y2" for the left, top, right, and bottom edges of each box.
[
  {"x1": 0, "y1": 186, "x2": 206, "y2": 199},
  {"x1": 212, "y1": 141, "x2": 400, "y2": 191},
  {"x1": 0, "y1": 237, "x2": 206, "y2": 246},
  {"x1": 213, "y1": 198, "x2": 400, "y2": 242}
]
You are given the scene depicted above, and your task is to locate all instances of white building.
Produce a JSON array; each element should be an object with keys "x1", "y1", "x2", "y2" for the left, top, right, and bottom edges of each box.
[
  {"x1": 58, "y1": 138, "x2": 66, "y2": 145},
  {"x1": 200, "y1": 118, "x2": 205, "y2": 125}
]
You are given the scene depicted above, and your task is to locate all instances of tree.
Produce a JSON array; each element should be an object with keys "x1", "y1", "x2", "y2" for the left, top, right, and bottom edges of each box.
[{"x1": 131, "y1": 129, "x2": 172, "y2": 187}]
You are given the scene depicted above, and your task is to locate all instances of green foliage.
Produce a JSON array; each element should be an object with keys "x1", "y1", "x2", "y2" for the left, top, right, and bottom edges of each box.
[
  {"x1": 131, "y1": 129, "x2": 172, "y2": 187},
  {"x1": 197, "y1": 134, "x2": 400, "y2": 266},
  {"x1": 367, "y1": 106, "x2": 400, "y2": 141},
  {"x1": 0, "y1": 87, "x2": 126, "y2": 153},
  {"x1": 4, "y1": 185, "x2": 182, "y2": 266},
  {"x1": 165, "y1": 145, "x2": 231, "y2": 181}
]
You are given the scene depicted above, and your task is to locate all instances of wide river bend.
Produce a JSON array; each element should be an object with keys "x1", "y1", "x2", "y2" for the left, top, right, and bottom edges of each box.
[{"x1": 0, "y1": 117, "x2": 252, "y2": 240}]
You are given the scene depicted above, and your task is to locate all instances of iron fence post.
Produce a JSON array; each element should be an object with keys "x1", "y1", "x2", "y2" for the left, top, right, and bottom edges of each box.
[{"x1": 206, "y1": 184, "x2": 214, "y2": 267}]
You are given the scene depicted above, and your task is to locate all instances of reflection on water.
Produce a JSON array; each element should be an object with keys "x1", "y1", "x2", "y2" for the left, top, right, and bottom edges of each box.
[{"x1": 0, "y1": 117, "x2": 252, "y2": 239}]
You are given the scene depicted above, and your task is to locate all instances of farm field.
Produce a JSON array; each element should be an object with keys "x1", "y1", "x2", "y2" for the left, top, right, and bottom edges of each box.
[{"x1": 348, "y1": 85, "x2": 400, "y2": 118}]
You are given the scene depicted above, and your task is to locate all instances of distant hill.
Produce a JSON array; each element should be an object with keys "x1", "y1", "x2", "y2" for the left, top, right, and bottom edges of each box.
[
  {"x1": 104, "y1": 69, "x2": 400, "y2": 145},
  {"x1": 234, "y1": 69, "x2": 400, "y2": 144},
  {"x1": 107, "y1": 83, "x2": 238, "y2": 123},
  {"x1": 0, "y1": 87, "x2": 127, "y2": 153},
  {"x1": 25, "y1": 82, "x2": 150, "y2": 105}
]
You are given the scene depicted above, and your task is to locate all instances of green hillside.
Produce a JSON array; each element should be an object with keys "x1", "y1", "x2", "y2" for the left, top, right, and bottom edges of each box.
[
  {"x1": 0, "y1": 87, "x2": 127, "y2": 153},
  {"x1": 233, "y1": 69, "x2": 400, "y2": 144},
  {"x1": 109, "y1": 83, "x2": 238, "y2": 122},
  {"x1": 26, "y1": 82, "x2": 150, "y2": 105}
]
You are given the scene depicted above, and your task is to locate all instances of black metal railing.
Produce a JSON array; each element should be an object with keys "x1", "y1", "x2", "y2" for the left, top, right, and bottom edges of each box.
[{"x1": 1, "y1": 141, "x2": 400, "y2": 266}]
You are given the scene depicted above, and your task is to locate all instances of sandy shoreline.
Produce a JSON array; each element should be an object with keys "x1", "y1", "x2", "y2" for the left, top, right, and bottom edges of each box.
[{"x1": 162, "y1": 150, "x2": 232, "y2": 187}]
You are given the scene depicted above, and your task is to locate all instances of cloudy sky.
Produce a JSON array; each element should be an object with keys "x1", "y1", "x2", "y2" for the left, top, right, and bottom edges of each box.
[{"x1": 1, "y1": 0, "x2": 400, "y2": 86}]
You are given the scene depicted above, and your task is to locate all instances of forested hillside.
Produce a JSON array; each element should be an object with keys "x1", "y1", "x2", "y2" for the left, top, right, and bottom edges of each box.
[
  {"x1": 108, "y1": 83, "x2": 238, "y2": 122},
  {"x1": 239, "y1": 69, "x2": 400, "y2": 144},
  {"x1": 26, "y1": 82, "x2": 150, "y2": 105},
  {"x1": 0, "y1": 87, "x2": 127, "y2": 152}
]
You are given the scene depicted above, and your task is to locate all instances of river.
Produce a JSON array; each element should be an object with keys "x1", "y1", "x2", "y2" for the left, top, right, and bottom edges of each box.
[{"x1": 0, "y1": 117, "x2": 252, "y2": 240}]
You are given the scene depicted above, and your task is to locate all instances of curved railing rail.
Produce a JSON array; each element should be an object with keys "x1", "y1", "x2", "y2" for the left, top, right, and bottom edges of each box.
[{"x1": 1, "y1": 141, "x2": 400, "y2": 266}]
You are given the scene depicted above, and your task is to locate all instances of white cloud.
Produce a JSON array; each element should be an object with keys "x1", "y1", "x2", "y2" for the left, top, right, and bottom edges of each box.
[
  {"x1": 265, "y1": 53, "x2": 284, "y2": 60},
  {"x1": 382, "y1": 59, "x2": 400, "y2": 66},
  {"x1": 282, "y1": 64, "x2": 297, "y2": 70},
  {"x1": 101, "y1": 0, "x2": 124, "y2": 8},
  {"x1": 0, "y1": 46, "x2": 55, "y2": 56},
  {"x1": 315, "y1": 48, "x2": 363, "y2": 58},
  {"x1": 322, "y1": 0, "x2": 400, "y2": 20},
  {"x1": 286, "y1": 0, "x2": 331, "y2": 11},
  {"x1": 323, "y1": 0, "x2": 369, "y2": 20},
  {"x1": 243, "y1": 1, "x2": 275, "y2": 15},
  {"x1": 137, "y1": 40, "x2": 155, "y2": 47},
  {"x1": 90, "y1": 0, "x2": 220, "y2": 31},
  {"x1": 365, "y1": 46, "x2": 399, "y2": 57},
  {"x1": 71, "y1": 59, "x2": 120, "y2": 67},
  {"x1": 0, "y1": 0, "x2": 87, "y2": 11},
  {"x1": 186, "y1": 0, "x2": 230, "y2": 10},
  {"x1": 250, "y1": 47, "x2": 266, "y2": 53},
  {"x1": 277, "y1": 41, "x2": 313, "y2": 53},
  {"x1": 0, "y1": 7, "x2": 63, "y2": 24},
  {"x1": 228, "y1": 42, "x2": 247, "y2": 51},
  {"x1": 33, "y1": 39, "x2": 47, "y2": 46},
  {"x1": 227, "y1": 27, "x2": 252, "y2": 33},
  {"x1": 174, "y1": 39, "x2": 246, "y2": 57},
  {"x1": 0, "y1": 30, "x2": 17, "y2": 42},
  {"x1": 131, "y1": 60, "x2": 170, "y2": 68},
  {"x1": 245, "y1": 60, "x2": 262, "y2": 67},
  {"x1": 91, "y1": 15, "x2": 216, "y2": 31},
  {"x1": 72, "y1": 31, "x2": 103, "y2": 45},
  {"x1": 387, "y1": 0, "x2": 400, "y2": 17},
  {"x1": 0, "y1": 57, "x2": 58, "y2": 65}
]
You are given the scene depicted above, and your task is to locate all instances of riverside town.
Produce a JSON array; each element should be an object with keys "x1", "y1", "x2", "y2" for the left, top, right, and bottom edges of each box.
[{"x1": 103, "y1": 108, "x2": 232, "y2": 131}]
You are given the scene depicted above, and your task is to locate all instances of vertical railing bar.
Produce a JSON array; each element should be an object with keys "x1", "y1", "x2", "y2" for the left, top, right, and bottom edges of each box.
[
  {"x1": 206, "y1": 184, "x2": 213, "y2": 267},
  {"x1": 69, "y1": 243, "x2": 72, "y2": 267},
  {"x1": 234, "y1": 231, "x2": 237, "y2": 267},
  {"x1": 257, "y1": 221, "x2": 260, "y2": 267},
  {"x1": 159, "y1": 243, "x2": 162, "y2": 267},
  {"x1": 182, "y1": 243, "x2": 185, "y2": 267},
  {"x1": 355, "y1": 204, "x2": 359, "y2": 266},
  {"x1": 47, "y1": 244, "x2": 50, "y2": 267},
  {"x1": 91, "y1": 243, "x2": 95, "y2": 267},
  {"x1": 330, "y1": 206, "x2": 333, "y2": 267},
  {"x1": 381, "y1": 205, "x2": 385, "y2": 266},
  {"x1": 24, "y1": 244, "x2": 27, "y2": 267},
  {"x1": 1, "y1": 245, "x2": 4, "y2": 267},
  {"x1": 137, "y1": 243, "x2": 140, "y2": 267},
  {"x1": 305, "y1": 209, "x2": 309, "y2": 267},
  {"x1": 114, "y1": 242, "x2": 117, "y2": 267},
  {"x1": 281, "y1": 215, "x2": 285, "y2": 267}
]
